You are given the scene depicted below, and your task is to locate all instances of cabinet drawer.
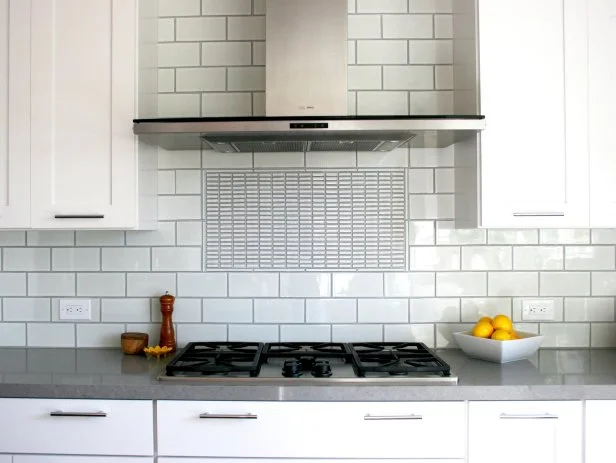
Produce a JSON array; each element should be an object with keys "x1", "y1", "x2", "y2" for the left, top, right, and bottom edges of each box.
[
  {"x1": 0, "y1": 398, "x2": 154, "y2": 455},
  {"x1": 15, "y1": 458, "x2": 153, "y2": 463},
  {"x1": 157, "y1": 401, "x2": 466, "y2": 458}
]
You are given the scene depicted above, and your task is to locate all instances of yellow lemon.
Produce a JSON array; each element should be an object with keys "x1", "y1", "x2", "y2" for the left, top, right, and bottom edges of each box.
[
  {"x1": 492, "y1": 314, "x2": 513, "y2": 332},
  {"x1": 472, "y1": 321, "x2": 494, "y2": 338},
  {"x1": 478, "y1": 316, "x2": 493, "y2": 325},
  {"x1": 491, "y1": 329, "x2": 513, "y2": 341},
  {"x1": 510, "y1": 331, "x2": 520, "y2": 340}
]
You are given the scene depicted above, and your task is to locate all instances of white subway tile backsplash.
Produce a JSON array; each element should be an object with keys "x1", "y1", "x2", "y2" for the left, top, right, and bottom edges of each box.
[
  {"x1": 565, "y1": 297, "x2": 615, "y2": 322},
  {"x1": 348, "y1": 66, "x2": 382, "y2": 90},
  {"x1": 540, "y1": 272, "x2": 591, "y2": 296},
  {"x1": 176, "y1": 68, "x2": 226, "y2": 92},
  {"x1": 254, "y1": 299, "x2": 304, "y2": 323},
  {"x1": 0, "y1": 231, "x2": 25, "y2": 246},
  {"x1": 488, "y1": 229, "x2": 539, "y2": 245},
  {"x1": 27, "y1": 231, "x2": 74, "y2": 247},
  {"x1": 101, "y1": 299, "x2": 151, "y2": 323},
  {"x1": 540, "y1": 323, "x2": 590, "y2": 348},
  {"x1": 158, "y1": 43, "x2": 200, "y2": 67},
  {"x1": 306, "y1": 152, "x2": 357, "y2": 168},
  {"x1": 159, "y1": 0, "x2": 201, "y2": 17},
  {"x1": 435, "y1": 65, "x2": 453, "y2": 90},
  {"x1": 409, "y1": 195, "x2": 454, "y2": 220},
  {"x1": 409, "y1": 221, "x2": 435, "y2": 245},
  {"x1": 203, "y1": 299, "x2": 252, "y2": 322},
  {"x1": 201, "y1": 0, "x2": 252, "y2": 15},
  {"x1": 565, "y1": 246, "x2": 616, "y2": 271},
  {"x1": 488, "y1": 272, "x2": 538, "y2": 297},
  {"x1": 348, "y1": 15, "x2": 381, "y2": 39},
  {"x1": 462, "y1": 246, "x2": 512, "y2": 271},
  {"x1": 348, "y1": 41, "x2": 356, "y2": 65},
  {"x1": 127, "y1": 273, "x2": 176, "y2": 297},
  {"x1": 227, "y1": 16, "x2": 265, "y2": 40},
  {"x1": 254, "y1": 152, "x2": 305, "y2": 168},
  {"x1": 3, "y1": 248, "x2": 49, "y2": 271},
  {"x1": 159, "y1": 94, "x2": 201, "y2": 117},
  {"x1": 435, "y1": 323, "x2": 474, "y2": 347},
  {"x1": 436, "y1": 221, "x2": 486, "y2": 245},
  {"x1": 409, "y1": 0, "x2": 452, "y2": 13},
  {"x1": 333, "y1": 273, "x2": 383, "y2": 297},
  {"x1": 102, "y1": 248, "x2": 150, "y2": 271},
  {"x1": 159, "y1": 150, "x2": 201, "y2": 169},
  {"x1": 280, "y1": 273, "x2": 331, "y2": 297},
  {"x1": 178, "y1": 273, "x2": 227, "y2": 297},
  {"x1": 202, "y1": 42, "x2": 252, "y2": 66},
  {"x1": 176, "y1": 17, "x2": 226, "y2": 41},
  {"x1": 409, "y1": 90, "x2": 453, "y2": 114},
  {"x1": 0, "y1": 323, "x2": 26, "y2": 346},
  {"x1": 201, "y1": 93, "x2": 253, "y2": 117},
  {"x1": 434, "y1": 168, "x2": 454, "y2": 193},
  {"x1": 281, "y1": 325, "x2": 330, "y2": 342},
  {"x1": 357, "y1": 92, "x2": 409, "y2": 115},
  {"x1": 229, "y1": 273, "x2": 278, "y2": 297},
  {"x1": 333, "y1": 324, "x2": 382, "y2": 342},
  {"x1": 357, "y1": 0, "x2": 407, "y2": 13},
  {"x1": 126, "y1": 222, "x2": 176, "y2": 246},
  {"x1": 385, "y1": 272, "x2": 435, "y2": 297},
  {"x1": 383, "y1": 15, "x2": 433, "y2": 39},
  {"x1": 157, "y1": 171, "x2": 175, "y2": 194},
  {"x1": 540, "y1": 229, "x2": 590, "y2": 245},
  {"x1": 357, "y1": 41, "x2": 408, "y2": 65},
  {"x1": 75, "y1": 231, "x2": 124, "y2": 247},
  {"x1": 230, "y1": 324, "x2": 279, "y2": 342},
  {"x1": 152, "y1": 298, "x2": 202, "y2": 323},
  {"x1": 159, "y1": 196, "x2": 202, "y2": 220},
  {"x1": 437, "y1": 272, "x2": 486, "y2": 297},
  {"x1": 0, "y1": 274, "x2": 26, "y2": 296},
  {"x1": 228, "y1": 67, "x2": 266, "y2": 92},
  {"x1": 384, "y1": 66, "x2": 434, "y2": 90},
  {"x1": 77, "y1": 324, "x2": 123, "y2": 348},
  {"x1": 592, "y1": 229, "x2": 616, "y2": 244},
  {"x1": 306, "y1": 299, "x2": 357, "y2": 323},
  {"x1": 158, "y1": 18, "x2": 175, "y2": 42},
  {"x1": 28, "y1": 273, "x2": 75, "y2": 297},
  {"x1": 126, "y1": 323, "x2": 164, "y2": 344},
  {"x1": 153, "y1": 247, "x2": 202, "y2": 271},
  {"x1": 358, "y1": 149, "x2": 409, "y2": 167},
  {"x1": 203, "y1": 151, "x2": 253, "y2": 168},
  {"x1": 513, "y1": 246, "x2": 563, "y2": 271},
  {"x1": 434, "y1": 15, "x2": 453, "y2": 38},
  {"x1": 461, "y1": 297, "x2": 511, "y2": 321},
  {"x1": 410, "y1": 298, "x2": 459, "y2": 322},
  {"x1": 591, "y1": 323, "x2": 616, "y2": 348},
  {"x1": 77, "y1": 273, "x2": 125, "y2": 297},
  {"x1": 591, "y1": 272, "x2": 616, "y2": 296},
  {"x1": 410, "y1": 147, "x2": 454, "y2": 167},
  {"x1": 177, "y1": 222, "x2": 203, "y2": 245},
  {"x1": 408, "y1": 169, "x2": 434, "y2": 194},
  {"x1": 358, "y1": 299, "x2": 408, "y2": 323},
  {"x1": 410, "y1": 246, "x2": 460, "y2": 271},
  {"x1": 384, "y1": 324, "x2": 435, "y2": 346},
  {"x1": 252, "y1": 42, "x2": 265, "y2": 65},
  {"x1": 159, "y1": 69, "x2": 175, "y2": 93},
  {"x1": 409, "y1": 40, "x2": 452, "y2": 65},
  {"x1": 3, "y1": 298, "x2": 51, "y2": 322},
  {"x1": 177, "y1": 324, "x2": 228, "y2": 345},
  {"x1": 28, "y1": 323, "x2": 75, "y2": 347}
]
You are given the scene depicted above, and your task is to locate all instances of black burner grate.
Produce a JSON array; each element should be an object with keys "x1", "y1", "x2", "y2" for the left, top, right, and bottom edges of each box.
[{"x1": 165, "y1": 342, "x2": 264, "y2": 377}]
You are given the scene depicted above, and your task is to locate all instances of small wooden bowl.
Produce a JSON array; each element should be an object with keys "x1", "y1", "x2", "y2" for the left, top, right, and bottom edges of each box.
[{"x1": 121, "y1": 332, "x2": 149, "y2": 355}]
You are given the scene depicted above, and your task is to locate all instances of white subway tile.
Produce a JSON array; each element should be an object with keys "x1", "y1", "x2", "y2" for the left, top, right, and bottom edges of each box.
[
  {"x1": 28, "y1": 273, "x2": 75, "y2": 297},
  {"x1": 177, "y1": 324, "x2": 228, "y2": 345},
  {"x1": 435, "y1": 65, "x2": 453, "y2": 90},
  {"x1": 201, "y1": 0, "x2": 251, "y2": 15},
  {"x1": 176, "y1": 68, "x2": 226, "y2": 92},
  {"x1": 101, "y1": 299, "x2": 151, "y2": 323},
  {"x1": 409, "y1": 40, "x2": 452, "y2": 64},
  {"x1": 159, "y1": 196, "x2": 202, "y2": 220},
  {"x1": 252, "y1": 41, "x2": 265, "y2": 66},
  {"x1": 357, "y1": 40, "x2": 408, "y2": 65},
  {"x1": 174, "y1": 170, "x2": 201, "y2": 195},
  {"x1": 177, "y1": 222, "x2": 203, "y2": 246},
  {"x1": 436, "y1": 221, "x2": 486, "y2": 245},
  {"x1": 512, "y1": 297, "x2": 563, "y2": 322},
  {"x1": 75, "y1": 231, "x2": 124, "y2": 247},
  {"x1": 349, "y1": 15, "x2": 381, "y2": 39},
  {"x1": 540, "y1": 272, "x2": 591, "y2": 296},
  {"x1": 158, "y1": 18, "x2": 175, "y2": 42},
  {"x1": 348, "y1": 41, "x2": 356, "y2": 65},
  {"x1": 3, "y1": 298, "x2": 50, "y2": 322},
  {"x1": 462, "y1": 246, "x2": 512, "y2": 271},
  {"x1": 514, "y1": 323, "x2": 539, "y2": 335},
  {"x1": 306, "y1": 152, "x2": 357, "y2": 168},
  {"x1": 229, "y1": 273, "x2": 278, "y2": 297},
  {"x1": 437, "y1": 272, "x2": 486, "y2": 297},
  {"x1": 435, "y1": 168, "x2": 454, "y2": 192},
  {"x1": 127, "y1": 273, "x2": 176, "y2": 297},
  {"x1": 254, "y1": 152, "x2": 305, "y2": 168},
  {"x1": 408, "y1": 169, "x2": 434, "y2": 194},
  {"x1": 158, "y1": 43, "x2": 200, "y2": 67},
  {"x1": 408, "y1": 298, "x2": 459, "y2": 322},
  {"x1": 202, "y1": 299, "x2": 252, "y2": 323},
  {"x1": 358, "y1": 148, "x2": 409, "y2": 167},
  {"x1": 102, "y1": 248, "x2": 150, "y2": 271},
  {"x1": 435, "y1": 323, "x2": 474, "y2": 347},
  {"x1": 51, "y1": 298, "x2": 101, "y2": 323},
  {"x1": 348, "y1": 91, "x2": 357, "y2": 115},
  {"x1": 228, "y1": 67, "x2": 266, "y2": 92},
  {"x1": 591, "y1": 323, "x2": 616, "y2": 347},
  {"x1": 126, "y1": 222, "x2": 176, "y2": 246},
  {"x1": 409, "y1": 90, "x2": 453, "y2": 114},
  {"x1": 410, "y1": 246, "x2": 460, "y2": 271},
  {"x1": 202, "y1": 42, "x2": 252, "y2": 66},
  {"x1": 77, "y1": 324, "x2": 123, "y2": 348},
  {"x1": 176, "y1": 17, "x2": 226, "y2": 41},
  {"x1": 357, "y1": 0, "x2": 407, "y2": 13},
  {"x1": 358, "y1": 299, "x2": 408, "y2": 323},
  {"x1": 592, "y1": 229, "x2": 616, "y2": 244},
  {"x1": 152, "y1": 298, "x2": 202, "y2": 323},
  {"x1": 254, "y1": 299, "x2": 304, "y2": 323},
  {"x1": 565, "y1": 297, "x2": 615, "y2": 322},
  {"x1": 409, "y1": 221, "x2": 435, "y2": 245},
  {"x1": 333, "y1": 273, "x2": 383, "y2": 297},
  {"x1": 565, "y1": 246, "x2": 615, "y2": 271},
  {"x1": 347, "y1": 0, "x2": 356, "y2": 13},
  {"x1": 384, "y1": 65, "x2": 434, "y2": 90},
  {"x1": 159, "y1": 94, "x2": 200, "y2": 117},
  {"x1": 540, "y1": 229, "x2": 590, "y2": 245},
  {"x1": 280, "y1": 273, "x2": 331, "y2": 297},
  {"x1": 202, "y1": 151, "x2": 253, "y2": 168},
  {"x1": 0, "y1": 323, "x2": 26, "y2": 346},
  {"x1": 333, "y1": 324, "x2": 382, "y2": 342},
  {"x1": 357, "y1": 91, "x2": 409, "y2": 115},
  {"x1": 591, "y1": 272, "x2": 616, "y2": 296},
  {"x1": 230, "y1": 324, "x2": 279, "y2": 342},
  {"x1": 0, "y1": 273, "x2": 26, "y2": 296},
  {"x1": 348, "y1": 66, "x2": 382, "y2": 90},
  {"x1": 77, "y1": 274, "x2": 124, "y2": 297},
  {"x1": 159, "y1": 69, "x2": 175, "y2": 93},
  {"x1": 410, "y1": 146, "x2": 454, "y2": 167},
  {"x1": 0, "y1": 231, "x2": 25, "y2": 246},
  {"x1": 177, "y1": 273, "x2": 227, "y2": 297},
  {"x1": 306, "y1": 299, "x2": 357, "y2": 323},
  {"x1": 157, "y1": 171, "x2": 175, "y2": 194},
  {"x1": 159, "y1": 149, "x2": 201, "y2": 169},
  {"x1": 408, "y1": 194, "x2": 454, "y2": 219},
  {"x1": 540, "y1": 323, "x2": 590, "y2": 348},
  {"x1": 488, "y1": 272, "x2": 538, "y2": 296},
  {"x1": 513, "y1": 246, "x2": 563, "y2": 271},
  {"x1": 385, "y1": 272, "x2": 435, "y2": 297},
  {"x1": 383, "y1": 15, "x2": 433, "y2": 38},
  {"x1": 202, "y1": 93, "x2": 253, "y2": 117},
  {"x1": 28, "y1": 323, "x2": 75, "y2": 347},
  {"x1": 461, "y1": 297, "x2": 511, "y2": 322},
  {"x1": 280, "y1": 324, "x2": 330, "y2": 342},
  {"x1": 228, "y1": 17, "x2": 265, "y2": 40},
  {"x1": 384, "y1": 324, "x2": 434, "y2": 346},
  {"x1": 159, "y1": 0, "x2": 200, "y2": 16},
  {"x1": 27, "y1": 231, "x2": 74, "y2": 246},
  {"x1": 488, "y1": 229, "x2": 538, "y2": 245},
  {"x1": 409, "y1": 0, "x2": 452, "y2": 12},
  {"x1": 3, "y1": 248, "x2": 49, "y2": 271},
  {"x1": 152, "y1": 247, "x2": 201, "y2": 271},
  {"x1": 434, "y1": 14, "x2": 453, "y2": 38}
]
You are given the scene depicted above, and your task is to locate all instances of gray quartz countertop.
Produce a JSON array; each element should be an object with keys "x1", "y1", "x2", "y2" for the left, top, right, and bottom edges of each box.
[{"x1": 2, "y1": 348, "x2": 616, "y2": 401}]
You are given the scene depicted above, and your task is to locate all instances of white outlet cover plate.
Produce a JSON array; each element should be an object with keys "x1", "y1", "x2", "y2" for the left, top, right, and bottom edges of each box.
[
  {"x1": 59, "y1": 299, "x2": 92, "y2": 320},
  {"x1": 522, "y1": 299, "x2": 555, "y2": 321}
]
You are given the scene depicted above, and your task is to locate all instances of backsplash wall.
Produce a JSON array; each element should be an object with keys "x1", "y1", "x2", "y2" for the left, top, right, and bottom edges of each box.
[{"x1": 1, "y1": 0, "x2": 616, "y2": 349}]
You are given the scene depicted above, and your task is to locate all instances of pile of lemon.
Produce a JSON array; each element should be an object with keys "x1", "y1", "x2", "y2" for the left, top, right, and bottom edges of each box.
[{"x1": 472, "y1": 314, "x2": 519, "y2": 341}]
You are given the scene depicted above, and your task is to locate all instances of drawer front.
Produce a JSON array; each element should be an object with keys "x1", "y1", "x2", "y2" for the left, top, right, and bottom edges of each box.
[
  {"x1": 157, "y1": 401, "x2": 466, "y2": 458},
  {"x1": 14, "y1": 458, "x2": 153, "y2": 463},
  {"x1": 0, "y1": 398, "x2": 154, "y2": 456}
]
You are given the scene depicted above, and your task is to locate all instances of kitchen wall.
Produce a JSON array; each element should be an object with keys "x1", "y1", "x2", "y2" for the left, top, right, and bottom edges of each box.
[{"x1": 0, "y1": 0, "x2": 615, "y2": 349}]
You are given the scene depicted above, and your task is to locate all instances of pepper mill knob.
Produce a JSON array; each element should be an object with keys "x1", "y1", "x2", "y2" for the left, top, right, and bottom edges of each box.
[{"x1": 159, "y1": 291, "x2": 176, "y2": 353}]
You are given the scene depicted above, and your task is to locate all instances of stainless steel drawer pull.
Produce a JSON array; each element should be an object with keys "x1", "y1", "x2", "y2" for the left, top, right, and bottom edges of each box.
[
  {"x1": 50, "y1": 411, "x2": 107, "y2": 417},
  {"x1": 499, "y1": 413, "x2": 558, "y2": 420},
  {"x1": 199, "y1": 413, "x2": 258, "y2": 420},
  {"x1": 364, "y1": 414, "x2": 423, "y2": 421},
  {"x1": 513, "y1": 212, "x2": 565, "y2": 217},
  {"x1": 54, "y1": 214, "x2": 105, "y2": 219}
]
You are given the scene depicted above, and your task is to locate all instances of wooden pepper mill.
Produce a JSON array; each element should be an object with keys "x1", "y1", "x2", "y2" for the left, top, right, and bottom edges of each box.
[{"x1": 159, "y1": 291, "x2": 176, "y2": 353}]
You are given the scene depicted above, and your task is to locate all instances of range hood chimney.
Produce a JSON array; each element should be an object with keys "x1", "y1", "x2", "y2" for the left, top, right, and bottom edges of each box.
[{"x1": 133, "y1": 0, "x2": 485, "y2": 152}]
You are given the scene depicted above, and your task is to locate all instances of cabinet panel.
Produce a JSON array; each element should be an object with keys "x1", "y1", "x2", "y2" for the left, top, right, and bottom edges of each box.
[
  {"x1": 478, "y1": 0, "x2": 588, "y2": 228},
  {"x1": 0, "y1": 0, "x2": 30, "y2": 228},
  {"x1": 469, "y1": 401, "x2": 582, "y2": 463},
  {"x1": 585, "y1": 400, "x2": 616, "y2": 463}
]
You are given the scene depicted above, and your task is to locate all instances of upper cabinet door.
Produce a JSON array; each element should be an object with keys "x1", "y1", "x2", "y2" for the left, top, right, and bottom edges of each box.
[
  {"x1": 0, "y1": 0, "x2": 30, "y2": 228},
  {"x1": 479, "y1": 0, "x2": 589, "y2": 228},
  {"x1": 589, "y1": 0, "x2": 616, "y2": 227},
  {"x1": 30, "y1": 0, "x2": 139, "y2": 229}
]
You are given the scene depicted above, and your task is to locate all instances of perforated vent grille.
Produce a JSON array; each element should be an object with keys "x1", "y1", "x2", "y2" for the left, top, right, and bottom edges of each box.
[
  {"x1": 204, "y1": 171, "x2": 407, "y2": 270},
  {"x1": 233, "y1": 141, "x2": 306, "y2": 152}
]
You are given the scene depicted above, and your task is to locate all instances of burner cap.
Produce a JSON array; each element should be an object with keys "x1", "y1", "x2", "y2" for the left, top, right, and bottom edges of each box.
[
  {"x1": 311, "y1": 360, "x2": 332, "y2": 378},
  {"x1": 282, "y1": 359, "x2": 303, "y2": 378},
  {"x1": 299, "y1": 356, "x2": 316, "y2": 369}
]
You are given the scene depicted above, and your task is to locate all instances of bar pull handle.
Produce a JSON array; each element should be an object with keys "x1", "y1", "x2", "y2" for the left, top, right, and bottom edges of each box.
[
  {"x1": 513, "y1": 212, "x2": 565, "y2": 217},
  {"x1": 199, "y1": 413, "x2": 258, "y2": 420},
  {"x1": 499, "y1": 413, "x2": 558, "y2": 420},
  {"x1": 50, "y1": 411, "x2": 107, "y2": 418},
  {"x1": 54, "y1": 214, "x2": 105, "y2": 219},
  {"x1": 364, "y1": 414, "x2": 423, "y2": 421}
]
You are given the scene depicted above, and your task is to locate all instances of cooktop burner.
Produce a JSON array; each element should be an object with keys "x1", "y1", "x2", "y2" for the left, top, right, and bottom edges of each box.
[{"x1": 165, "y1": 342, "x2": 263, "y2": 377}]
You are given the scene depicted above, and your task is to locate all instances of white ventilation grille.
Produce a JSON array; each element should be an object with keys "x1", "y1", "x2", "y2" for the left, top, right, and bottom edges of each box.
[{"x1": 204, "y1": 171, "x2": 407, "y2": 270}]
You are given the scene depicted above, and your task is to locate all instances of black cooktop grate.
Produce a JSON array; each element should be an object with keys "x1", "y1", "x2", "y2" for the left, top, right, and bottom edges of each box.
[{"x1": 165, "y1": 342, "x2": 264, "y2": 377}]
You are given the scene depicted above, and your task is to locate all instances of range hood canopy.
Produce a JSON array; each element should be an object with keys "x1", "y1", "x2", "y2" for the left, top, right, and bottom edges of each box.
[{"x1": 134, "y1": 0, "x2": 485, "y2": 152}]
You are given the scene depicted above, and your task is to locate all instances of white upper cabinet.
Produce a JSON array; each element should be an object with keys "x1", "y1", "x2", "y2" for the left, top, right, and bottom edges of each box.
[
  {"x1": 477, "y1": 0, "x2": 589, "y2": 228},
  {"x1": 588, "y1": 0, "x2": 616, "y2": 227},
  {"x1": 0, "y1": 0, "x2": 30, "y2": 228}
]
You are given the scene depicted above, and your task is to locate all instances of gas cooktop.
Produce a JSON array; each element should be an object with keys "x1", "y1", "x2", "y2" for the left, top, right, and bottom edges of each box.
[{"x1": 159, "y1": 342, "x2": 457, "y2": 385}]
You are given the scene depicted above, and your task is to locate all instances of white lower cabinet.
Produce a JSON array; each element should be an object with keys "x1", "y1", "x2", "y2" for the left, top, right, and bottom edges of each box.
[
  {"x1": 468, "y1": 401, "x2": 582, "y2": 463},
  {"x1": 14, "y1": 458, "x2": 152, "y2": 463},
  {"x1": 585, "y1": 400, "x2": 616, "y2": 463}
]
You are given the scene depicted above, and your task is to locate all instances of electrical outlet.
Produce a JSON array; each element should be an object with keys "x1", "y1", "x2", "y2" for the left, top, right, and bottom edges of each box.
[
  {"x1": 59, "y1": 299, "x2": 91, "y2": 320},
  {"x1": 522, "y1": 299, "x2": 555, "y2": 321}
]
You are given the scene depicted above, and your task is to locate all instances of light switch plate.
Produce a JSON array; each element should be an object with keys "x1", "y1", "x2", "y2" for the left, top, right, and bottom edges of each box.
[
  {"x1": 59, "y1": 299, "x2": 92, "y2": 320},
  {"x1": 522, "y1": 299, "x2": 555, "y2": 321}
]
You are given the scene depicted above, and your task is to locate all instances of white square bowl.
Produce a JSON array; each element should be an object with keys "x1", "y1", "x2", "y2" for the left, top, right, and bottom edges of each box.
[{"x1": 453, "y1": 330, "x2": 544, "y2": 363}]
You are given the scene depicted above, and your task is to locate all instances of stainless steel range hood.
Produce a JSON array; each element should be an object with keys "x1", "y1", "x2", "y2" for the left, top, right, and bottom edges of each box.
[{"x1": 133, "y1": 0, "x2": 485, "y2": 152}]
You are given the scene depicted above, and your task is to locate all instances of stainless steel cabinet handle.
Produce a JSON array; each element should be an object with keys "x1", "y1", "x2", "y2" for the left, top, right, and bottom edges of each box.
[
  {"x1": 499, "y1": 413, "x2": 558, "y2": 420},
  {"x1": 364, "y1": 414, "x2": 423, "y2": 421},
  {"x1": 199, "y1": 413, "x2": 258, "y2": 420},
  {"x1": 50, "y1": 411, "x2": 107, "y2": 417},
  {"x1": 513, "y1": 212, "x2": 565, "y2": 217},
  {"x1": 54, "y1": 214, "x2": 105, "y2": 219}
]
